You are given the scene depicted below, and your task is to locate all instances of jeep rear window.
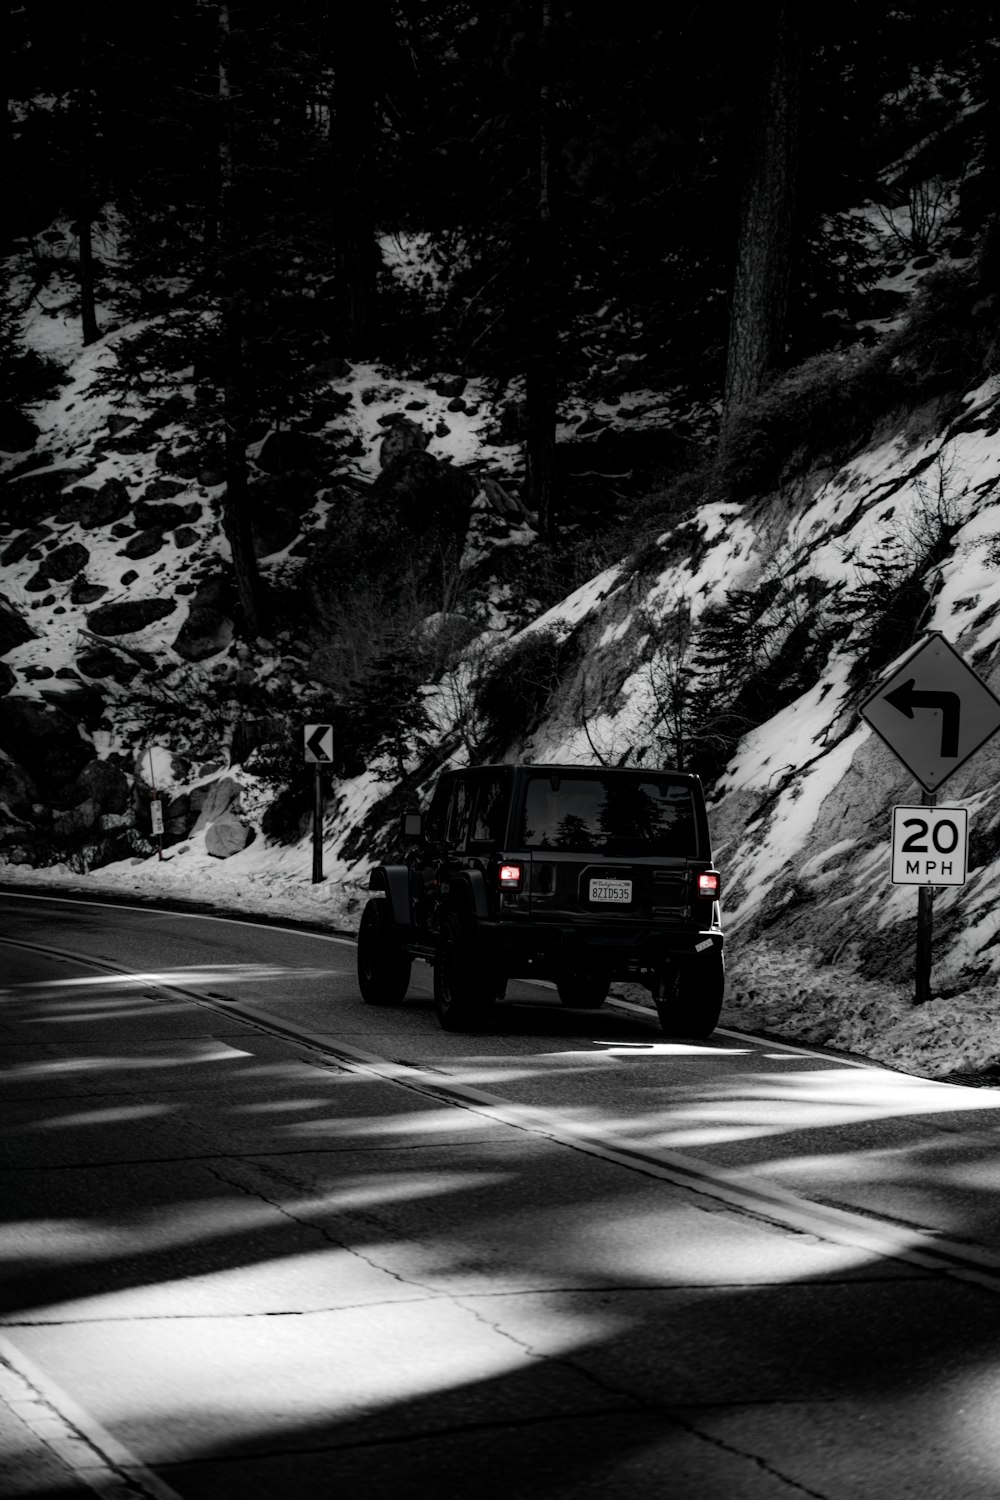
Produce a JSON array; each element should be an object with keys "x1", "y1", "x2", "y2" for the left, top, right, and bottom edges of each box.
[{"x1": 519, "y1": 773, "x2": 697, "y2": 857}]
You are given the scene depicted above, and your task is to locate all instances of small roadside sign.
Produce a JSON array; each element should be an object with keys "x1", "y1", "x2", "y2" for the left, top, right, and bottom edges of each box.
[
  {"x1": 304, "y1": 724, "x2": 334, "y2": 763},
  {"x1": 890, "y1": 805, "x2": 968, "y2": 886},
  {"x1": 150, "y1": 798, "x2": 164, "y2": 836},
  {"x1": 861, "y1": 633, "x2": 1000, "y2": 792}
]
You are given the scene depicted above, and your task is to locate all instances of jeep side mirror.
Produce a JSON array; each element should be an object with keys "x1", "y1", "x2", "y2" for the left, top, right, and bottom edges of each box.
[{"x1": 403, "y1": 810, "x2": 423, "y2": 839}]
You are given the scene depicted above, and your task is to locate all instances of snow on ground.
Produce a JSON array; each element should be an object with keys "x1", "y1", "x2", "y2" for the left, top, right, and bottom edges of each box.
[{"x1": 6, "y1": 232, "x2": 1000, "y2": 1085}]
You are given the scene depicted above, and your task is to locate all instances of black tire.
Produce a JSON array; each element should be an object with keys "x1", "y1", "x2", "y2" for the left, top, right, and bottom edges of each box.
[
  {"x1": 556, "y1": 966, "x2": 611, "y2": 1009},
  {"x1": 357, "y1": 898, "x2": 411, "y2": 1006},
  {"x1": 433, "y1": 910, "x2": 497, "y2": 1031},
  {"x1": 654, "y1": 950, "x2": 725, "y2": 1038}
]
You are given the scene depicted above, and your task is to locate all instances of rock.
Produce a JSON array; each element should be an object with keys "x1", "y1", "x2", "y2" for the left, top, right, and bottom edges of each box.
[
  {"x1": 65, "y1": 759, "x2": 131, "y2": 813},
  {"x1": 256, "y1": 429, "x2": 325, "y2": 475},
  {"x1": 191, "y1": 776, "x2": 241, "y2": 831},
  {"x1": 24, "y1": 571, "x2": 51, "y2": 592},
  {"x1": 0, "y1": 593, "x2": 34, "y2": 653},
  {"x1": 70, "y1": 478, "x2": 132, "y2": 529},
  {"x1": 446, "y1": 397, "x2": 467, "y2": 413},
  {"x1": 70, "y1": 578, "x2": 108, "y2": 605},
  {"x1": 22, "y1": 665, "x2": 54, "y2": 680},
  {"x1": 379, "y1": 417, "x2": 430, "y2": 468},
  {"x1": 5, "y1": 466, "x2": 91, "y2": 524},
  {"x1": 174, "y1": 525, "x2": 199, "y2": 549},
  {"x1": 311, "y1": 355, "x2": 352, "y2": 380},
  {"x1": 86, "y1": 597, "x2": 177, "y2": 635},
  {"x1": 0, "y1": 662, "x2": 15, "y2": 696},
  {"x1": 53, "y1": 798, "x2": 100, "y2": 838},
  {"x1": 0, "y1": 747, "x2": 37, "y2": 816},
  {"x1": 76, "y1": 645, "x2": 140, "y2": 684},
  {"x1": 119, "y1": 569, "x2": 139, "y2": 586},
  {"x1": 372, "y1": 449, "x2": 474, "y2": 537},
  {"x1": 119, "y1": 528, "x2": 165, "y2": 560},
  {"x1": 252, "y1": 506, "x2": 300, "y2": 558},
  {"x1": 1, "y1": 527, "x2": 53, "y2": 566},
  {"x1": 205, "y1": 811, "x2": 253, "y2": 858},
  {"x1": 107, "y1": 414, "x2": 135, "y2": 436},
  {"x1": 142, "y1": 477, "x2": 186, "y2": 501},
  {"x1": 435, "y1": 375, "x2": 467, "y2": 399},
  {"x1": 133, "y1": 499, "x2": 191, "y2": 530},
  {"x1": 0, "y1": 697, "x2": 92, "y2": 794},
  {"x1": 0, "y1": 407, "x2": 40, "y2": 452},
  {"x1": 43, "y1": 541, "x2": 90, "y2": 582},
  {"x1": 172, "y1": 602, "x2": 233, "y2": 661},
  {"x1": 164, "y1": 791, "x2": 191, "y2": 841}
]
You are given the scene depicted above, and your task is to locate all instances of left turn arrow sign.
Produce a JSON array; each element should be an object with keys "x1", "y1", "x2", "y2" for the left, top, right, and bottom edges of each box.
[{"x1": 304, "y1": 724, "x2": 334, "y2": 763}]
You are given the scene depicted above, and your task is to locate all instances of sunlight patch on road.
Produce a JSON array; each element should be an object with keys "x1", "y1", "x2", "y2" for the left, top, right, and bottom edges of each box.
[
  {"x1": 33, "y1": 1103, "x2": 172, "y2": 1129},
  {"x1": 12, "y1": 963, "x2": 336, "y2": 990}
]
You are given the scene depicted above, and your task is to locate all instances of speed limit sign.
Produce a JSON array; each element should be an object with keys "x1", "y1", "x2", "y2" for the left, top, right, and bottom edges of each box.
[{"x1": 890, "y1": 805, "x2": 968, "y2": 886}]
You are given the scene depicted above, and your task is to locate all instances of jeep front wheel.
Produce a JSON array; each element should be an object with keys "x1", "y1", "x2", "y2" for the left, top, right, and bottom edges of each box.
[
  {"x1": 654, "y1": 951, "x2": 725, "y2": 1038},
  {"x1": 357, "y1": 899, "x2": 411, "y2": 1006},
  {"x1": 433, "y1": 911, "x2": 497, "y2": 1031}
]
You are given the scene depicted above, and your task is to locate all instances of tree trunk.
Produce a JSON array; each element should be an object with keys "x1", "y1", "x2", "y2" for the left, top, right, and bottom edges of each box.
[
  {"x1": 218, "y1": 2, "x2": 266, "y2": 639},
  {"x1": 333, "y1": 6, "x2": 380, "y2": 355},
  {"x1": 720, "y1": 2, "x2": 802, "y2": 436},
  {"x1": 77, "y1": 29, "x2": 100, "y2": 346},
  {"x1": 523, "y1": 0, "x2": 559, "y2": 543}
]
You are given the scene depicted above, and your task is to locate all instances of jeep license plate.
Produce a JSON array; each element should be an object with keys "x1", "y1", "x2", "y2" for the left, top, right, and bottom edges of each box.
[{"x1": 590, "y1": 879, "x2": 632, "y2": 904}]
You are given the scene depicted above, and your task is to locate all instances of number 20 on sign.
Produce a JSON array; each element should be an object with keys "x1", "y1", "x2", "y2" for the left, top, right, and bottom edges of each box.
[{"x1": 890, "y1": 806, "x2": 968, "y2": 887}]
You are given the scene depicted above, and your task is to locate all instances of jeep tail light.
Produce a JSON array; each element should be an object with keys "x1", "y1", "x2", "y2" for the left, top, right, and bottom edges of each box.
[
  {"x1": 499, "y1": 862, "x2": 523, "y2": 889},
  {"x1": 697, "y1": 871, "x2": 720, "y2": 899}
]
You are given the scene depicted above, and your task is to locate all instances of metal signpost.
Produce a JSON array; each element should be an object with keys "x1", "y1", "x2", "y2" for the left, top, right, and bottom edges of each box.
[
  {"x1": 303, "y1": 724, "x2": 334, "y2": 883},
  {"x1": 861, "y1": 633, "x2": 1000, "y2": 1002}
]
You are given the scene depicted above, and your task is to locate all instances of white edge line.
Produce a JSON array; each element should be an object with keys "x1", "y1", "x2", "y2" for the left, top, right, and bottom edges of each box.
[{"x1": 0, "y1": 1332, "x2": 185, "y2": 1500}]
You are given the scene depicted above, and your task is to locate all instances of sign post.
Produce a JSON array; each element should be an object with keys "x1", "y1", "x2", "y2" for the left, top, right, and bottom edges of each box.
[
  {"x1": 861, "y1": 633, "x2": 1000, "y2": 1003},
  {"x1": 303, "y1": 724, "x2": 334, "y2": 884}
]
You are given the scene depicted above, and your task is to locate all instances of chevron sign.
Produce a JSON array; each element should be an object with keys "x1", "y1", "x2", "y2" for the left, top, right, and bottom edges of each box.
[{"x1": 303, "y1": 724, "x2": 334, "y2": 763}]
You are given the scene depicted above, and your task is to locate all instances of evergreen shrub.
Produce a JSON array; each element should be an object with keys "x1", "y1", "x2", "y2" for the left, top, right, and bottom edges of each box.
[{"x1": 474, "y1": 626, "x2": 573, "y2": 758}]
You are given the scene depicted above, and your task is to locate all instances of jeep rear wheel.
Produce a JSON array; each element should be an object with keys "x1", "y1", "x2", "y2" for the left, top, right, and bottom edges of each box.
[
  {"x1": 357, "y1": 899, "x2": 411, "y2": 1006},
  {"x1": 556, "y1": 966, "x2": 611, "y2": 1010},
  {"x1": 654, "y1": 950, "x2": 725, "y2": 1038},
  {"x1": 434, "y1": 911, "x2": 497, "y2": 1031}
]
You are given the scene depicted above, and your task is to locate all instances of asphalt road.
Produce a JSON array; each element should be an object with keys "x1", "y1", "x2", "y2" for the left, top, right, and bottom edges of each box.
[{"x1": 3, "y1": 889, "x2": 1000, "y2": 1499}]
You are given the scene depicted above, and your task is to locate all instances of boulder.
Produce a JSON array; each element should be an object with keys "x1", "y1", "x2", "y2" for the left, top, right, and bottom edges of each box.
[
  {"x1": 119, "y1": 528, "x2": 165, "y2": 560},
  {"x1": 205, "y1": 811, "x2": 253, "y2": 858},
  {"x1": 70, "y1": 478, "x2": 132, "y2": 529},
  {"x1": 0, "y1": 748, "x2": 38, "y2": 818},
  {"x1": 191, "y1": 776, "x2": 241, "y2": 831},
  {"x1": 378, "y1": 417, "x2": 430, "y2": 469},
  {"x1": 133, "y1": 499, "x2": 196, "y2": 531},
  {"x1": 0, "y1": 593, "x2": 34, "y2": 654},
  {"x1": 0, "y1": 662, "x2": 15, "y2": 696},
  {"x1": 164, "y1": 791, "x2": 191, "y2": 842},
  {"x1": 256, "y1": 429, "x2": 325, "y2": 475},
  {"x1": 0, "y1": 697, "x2": 91, "y2": 794},
  {"x1": 172, "y1": 602, "x2": 233, "y2": 661},
  {"x1": 65, "y1": 759, "x2": 131, "y2": 814},
  {"x1": 42, "y1": 541, "x2": 90, "y2": 582},
  {"x1": 252, "y1": 506, "x2": 300, "y2": 558},
  {"x1": 142, "y1": 477, "x2": 187, "y2": 501},
  {"x1": 174, "y1": 525, "x2": 199, "y2": 549},
  {"x1": 1, "y1": 527, "x2": 53, "y2": 567},
  {"x1": 372, "y1": 449, "x2": 474, "y2": 537},
  {"x1": 435, "y1": 375, "x2": 467, "y2": 398},
  {"x1": 53, "y1": 798, "x2": 100, "y2": 838},
  {"x1": 70, "y1": 578, "x2": 108, "y2": 605},
  {"x1": 86, "y1": 597, "x2": 176, "y2": 635}
]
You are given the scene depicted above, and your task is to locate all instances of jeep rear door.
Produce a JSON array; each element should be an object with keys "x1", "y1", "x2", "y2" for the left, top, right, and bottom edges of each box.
[{"x1": 515, "y1": 769, "x2": 704, "y2": 923}]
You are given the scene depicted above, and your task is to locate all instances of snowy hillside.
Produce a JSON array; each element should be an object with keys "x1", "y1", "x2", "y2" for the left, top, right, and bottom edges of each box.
[{"x1": 5, "y1": 228, "x2": 1000, "y2": 1082}]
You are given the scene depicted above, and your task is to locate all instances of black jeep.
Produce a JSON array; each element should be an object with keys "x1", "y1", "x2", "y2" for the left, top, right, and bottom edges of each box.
[{"x1": 357, "y1": 762, "x2": 724, "y2": 1036}]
